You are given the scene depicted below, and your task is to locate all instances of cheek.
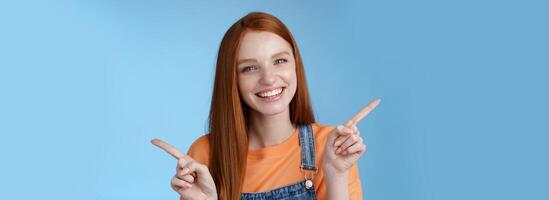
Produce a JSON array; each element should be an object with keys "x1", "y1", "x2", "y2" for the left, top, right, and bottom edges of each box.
[
  {"x1": 238, "y1": 76, "x2": 255, "y2": 97},
  {"x1": 281, "y1": 67, "x2": 297, "y2": 87}
]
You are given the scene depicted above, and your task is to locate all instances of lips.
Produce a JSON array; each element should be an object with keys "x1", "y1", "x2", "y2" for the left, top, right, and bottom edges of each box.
[{"x1": 255, "y1": 87, "x2": 285, "y2": 99}]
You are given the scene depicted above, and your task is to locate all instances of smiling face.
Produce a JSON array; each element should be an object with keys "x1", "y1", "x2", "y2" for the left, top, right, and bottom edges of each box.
[{"x1": 237, "y1": 31, "x2": 297, "y2": 116}]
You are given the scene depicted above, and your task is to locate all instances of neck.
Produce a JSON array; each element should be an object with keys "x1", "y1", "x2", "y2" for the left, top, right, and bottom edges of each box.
[{"x1": 247, "y1": 108, "x2": 296, "y2": 149}]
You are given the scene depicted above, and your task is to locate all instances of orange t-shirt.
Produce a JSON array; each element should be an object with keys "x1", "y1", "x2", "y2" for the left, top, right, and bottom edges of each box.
[{"x1": 185, "y1": 123, "x2": 363, "y2": 199}]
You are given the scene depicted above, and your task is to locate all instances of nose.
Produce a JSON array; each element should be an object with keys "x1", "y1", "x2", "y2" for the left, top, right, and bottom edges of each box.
[{"x1": 259, "y1": 63, "x2": 276, "y2": 86}]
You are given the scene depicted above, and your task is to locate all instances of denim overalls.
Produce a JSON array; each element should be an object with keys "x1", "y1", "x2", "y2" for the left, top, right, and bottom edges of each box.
[{"x1": 241, "y1": 124, "x2": 318, "y2": 200}]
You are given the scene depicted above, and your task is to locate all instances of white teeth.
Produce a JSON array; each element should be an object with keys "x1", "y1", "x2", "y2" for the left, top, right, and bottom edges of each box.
[{"x1": 257, "y1": 88, "x2": 283, "y2": 98}]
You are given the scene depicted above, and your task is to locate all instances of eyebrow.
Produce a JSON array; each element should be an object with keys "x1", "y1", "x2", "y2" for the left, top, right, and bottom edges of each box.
[{"x1": 237, "y1": 51, "x2": 290, "y2": 65}]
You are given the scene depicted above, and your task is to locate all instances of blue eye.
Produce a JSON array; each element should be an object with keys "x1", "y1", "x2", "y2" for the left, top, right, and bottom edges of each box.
[
  {"x1": 274, "y1": 58, "x2": 288, "y2": 65},
  {"x1": 241, "y1": 66, "x2": 256, "y2": 73}
]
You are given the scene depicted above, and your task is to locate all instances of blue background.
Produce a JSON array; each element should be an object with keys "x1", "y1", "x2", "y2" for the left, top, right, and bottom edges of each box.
[{"x1": 0, "y1": 0, "x2": 547, "y2": 199}]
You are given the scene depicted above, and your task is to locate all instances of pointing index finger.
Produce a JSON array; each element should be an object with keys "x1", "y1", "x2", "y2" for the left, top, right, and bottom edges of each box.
[
  {"x1": 151, "y1": 138, "x2": 186, "y2": 160},
  {"x1": 344, "y1": 98, "x2": 381, "y2": 127}
]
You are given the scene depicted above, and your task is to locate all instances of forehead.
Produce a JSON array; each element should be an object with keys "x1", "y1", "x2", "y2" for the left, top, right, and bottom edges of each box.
[{"x1": 238, "y1": 31, "x2": 293, "y2": 59}]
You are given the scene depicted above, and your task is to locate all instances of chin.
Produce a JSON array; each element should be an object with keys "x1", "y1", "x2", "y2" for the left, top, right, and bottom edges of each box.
[
  {"x1": 255, "y1": 105, "x2": 289, "y2": 116},
  {"x1": 248, "y1": 96, "x2": 293, "y2": 116}
]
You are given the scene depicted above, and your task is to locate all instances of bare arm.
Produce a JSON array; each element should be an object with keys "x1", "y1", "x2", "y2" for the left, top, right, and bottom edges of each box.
[{"x1": 324, "y1": 167, "x2": 350, "y2": 199}]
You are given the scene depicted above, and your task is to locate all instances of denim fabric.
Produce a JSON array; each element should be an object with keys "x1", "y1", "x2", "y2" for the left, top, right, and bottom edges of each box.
[
  {"x1": 241, "y1": 180, "x2": 317, "y2": 200},
  {"x1": 298, "y1": 124, "x2": 317, "y2": 171},
  {"x1": 241, "y1": 124, "x2": 317, "y2": 200}
]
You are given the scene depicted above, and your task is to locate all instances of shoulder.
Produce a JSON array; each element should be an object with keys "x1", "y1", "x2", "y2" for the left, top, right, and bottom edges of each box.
[
  {"x1": 310, "y1": 123, "x2": 335, "y2": 161},
  {"x1": 186, "y1": 134, "x2": 211, "y2": 165},
  {"x1": 311, "y1": 123, "x2": 336, "y2": 142}
]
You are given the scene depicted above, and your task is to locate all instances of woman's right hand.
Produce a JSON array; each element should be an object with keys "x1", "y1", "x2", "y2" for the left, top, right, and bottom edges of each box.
[{"x1": 151, "y1": 139, "x2": 217, "y2": 200}]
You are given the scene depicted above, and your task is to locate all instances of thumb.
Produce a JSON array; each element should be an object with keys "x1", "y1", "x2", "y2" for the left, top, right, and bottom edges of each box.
[
  {"x1": 183, "y1": 161, "x2": 210, "y2": 179},
  {"x1": 328, "y1": 125, "x2": 353, "y2": 143}
]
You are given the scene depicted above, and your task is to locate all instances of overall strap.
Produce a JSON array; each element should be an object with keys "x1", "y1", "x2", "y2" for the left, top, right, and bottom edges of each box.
[{"x1": 298, "y1": 124, "x2": 318, "y2": 171}]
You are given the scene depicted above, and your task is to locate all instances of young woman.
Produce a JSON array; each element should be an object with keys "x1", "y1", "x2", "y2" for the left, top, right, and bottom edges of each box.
[{"x1": 152, "y1": 12, "x2": 380, "y2": 200}]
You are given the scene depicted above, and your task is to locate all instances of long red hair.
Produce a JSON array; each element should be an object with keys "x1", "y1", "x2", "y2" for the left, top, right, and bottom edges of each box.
[{"x1": 207, "y1": 12, "x2": 315, "y2": 199}]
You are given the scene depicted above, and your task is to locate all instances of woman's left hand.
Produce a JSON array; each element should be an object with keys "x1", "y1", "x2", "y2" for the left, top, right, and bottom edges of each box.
[{"x1": 322, "y1": 99, "x2": 381, "y2": 174}]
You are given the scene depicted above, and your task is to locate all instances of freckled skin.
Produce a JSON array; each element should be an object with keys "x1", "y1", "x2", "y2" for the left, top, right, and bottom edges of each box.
[{"x1": 236, "y1": 31, "x2": 297, "y2": 116}]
